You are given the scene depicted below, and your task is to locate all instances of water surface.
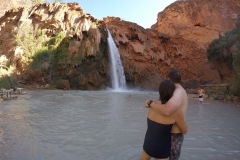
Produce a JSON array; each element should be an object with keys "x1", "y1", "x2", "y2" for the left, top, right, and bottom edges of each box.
[{"x1": 0, "y1": 90, "x2": 240, "y2": 160}]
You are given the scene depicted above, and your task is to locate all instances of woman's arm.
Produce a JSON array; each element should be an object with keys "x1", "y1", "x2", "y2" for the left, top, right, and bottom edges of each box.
[
  {"x1": 174, "y1": 109, "x2": 188, "y2": 134},
  {"x1": 145, "y1": 89, "x2": 183, "y2": 116}
]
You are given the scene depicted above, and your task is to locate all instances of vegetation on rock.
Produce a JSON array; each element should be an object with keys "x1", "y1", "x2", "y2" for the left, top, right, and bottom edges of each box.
[
  {"x1": 207, "y1": 13, "x2": 240, "y2": 97},
  {"x1": 231, "y1": 45, "x2": 240, "y2": 97},
  {"x1": 12, "y1": 20, "x2": 109, "y2": 90}
]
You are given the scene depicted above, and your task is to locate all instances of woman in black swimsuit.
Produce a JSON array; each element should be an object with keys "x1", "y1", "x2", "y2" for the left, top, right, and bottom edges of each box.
[{"x1": 140, "y1": 80, "x2": 188, "y2": 160}]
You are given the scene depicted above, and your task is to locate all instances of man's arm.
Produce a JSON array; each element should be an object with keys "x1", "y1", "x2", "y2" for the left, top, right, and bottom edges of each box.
[{"x1": 145, "y1": 89, "x2": 183, "y2": 116}]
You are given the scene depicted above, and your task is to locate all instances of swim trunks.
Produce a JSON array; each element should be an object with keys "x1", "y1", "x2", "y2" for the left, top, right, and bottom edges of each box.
[
  {"x1": 199, "y1": 95, "x2": 203, "y2": 102},
  {"x1": 170, "y1": 133, "x2": 184, "y2": 160},
  {"x1": 143, "y1": 118, "x2": 173, "y2": 158}
]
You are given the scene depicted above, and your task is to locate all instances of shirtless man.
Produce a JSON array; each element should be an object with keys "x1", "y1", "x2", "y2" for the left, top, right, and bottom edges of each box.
[
  {"x1": 198, "y1": 86, "x2": 205, "y2": 104},
  {"x1": 145, "y1": 68, "x2": 188, "y2": 160}
]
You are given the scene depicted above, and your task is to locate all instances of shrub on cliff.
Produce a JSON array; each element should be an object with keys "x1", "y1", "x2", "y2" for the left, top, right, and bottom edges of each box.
[
  {"x1": 207, "y1": 13, "x2": 240, "y2": 68},
  {"x1": 207, "y1": 13, "x2": 240, "y2": 97},
  {"x1": 15, "y1": 25, "x2": 49, "y2": 60},
  {"x1": 0, "y1": 75, "x2": 18, "y2": 89},
  {"x1": 56, "y1": 79, "x2": 70, "y2": 90},
  {"x1": 230, "y1": 45, "x2": 240, "y2": 97}
]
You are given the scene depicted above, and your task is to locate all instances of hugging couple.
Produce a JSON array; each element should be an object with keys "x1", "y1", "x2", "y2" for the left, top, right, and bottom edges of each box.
[{"x1": 140, "y1": 68, "x2": 188, "y2": 160}]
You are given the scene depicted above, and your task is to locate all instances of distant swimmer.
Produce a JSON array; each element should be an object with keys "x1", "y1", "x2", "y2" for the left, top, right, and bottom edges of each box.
[{"x1": 198, "y1": 86, "x2": 205, "y2": 104}]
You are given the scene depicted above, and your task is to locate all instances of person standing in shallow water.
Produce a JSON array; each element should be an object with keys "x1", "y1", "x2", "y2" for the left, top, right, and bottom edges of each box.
[
  {"x1": 144, "y1": 68, "x2": 188, "y2": 160},
  {"x1": 198, "y1": 86, "x2": 205, "y2": 104},
  {"x1": 140, "y1": 80, "x2": 188, "y2": 160}
]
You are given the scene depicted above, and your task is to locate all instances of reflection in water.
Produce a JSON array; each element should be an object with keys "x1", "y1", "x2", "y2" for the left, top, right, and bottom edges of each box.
[{"x1": 0, "y1": 91, "x2": 240, "y2": 160}]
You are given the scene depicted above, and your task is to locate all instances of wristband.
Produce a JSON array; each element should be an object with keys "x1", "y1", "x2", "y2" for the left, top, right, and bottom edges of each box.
[{"x1": 148, "y1": 100, "x2": 153, "y2": 108}]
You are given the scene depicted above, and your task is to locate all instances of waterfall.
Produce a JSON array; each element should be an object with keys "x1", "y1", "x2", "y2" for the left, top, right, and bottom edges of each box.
[{"x1": 107, "y1": 29, "x2": 127, "y2": 91}]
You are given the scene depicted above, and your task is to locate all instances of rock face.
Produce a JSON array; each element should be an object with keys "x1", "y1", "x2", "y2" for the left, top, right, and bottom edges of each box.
[
  {"x1": 104, "y1": 0, "x2": 240, "y2": 89},
  {"x1": 152, "y1": 0, "x2": 240, "y2": 84},
  {"x1": 152, "y1": 0, "x2": 240, "y2": 44},
  {"x1": 0, "y1": 0, "x2": 239, "y2": 90},
  {"x1": 0, "y1": 2, "x2": 101, "y2": 58},
  {"x1": 0, "y1": 0, "x2": 24, "y2": 17},
  {"x1": 0, "y1": 2, "x2": 109, "y2": 90},
  {"x1": 104, "y1": 18, "x2": 216, "y2": 89}
]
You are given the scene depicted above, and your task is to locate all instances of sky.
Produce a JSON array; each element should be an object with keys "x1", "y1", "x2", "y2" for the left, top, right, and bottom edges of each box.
[{"x1": 46, "y1": 0, "x2": 176, "y2": 28}]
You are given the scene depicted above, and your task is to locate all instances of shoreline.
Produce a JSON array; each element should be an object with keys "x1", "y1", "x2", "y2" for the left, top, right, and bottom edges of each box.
[{"x1": 1, "y1": 89, "x2": 240, "y2": 106}]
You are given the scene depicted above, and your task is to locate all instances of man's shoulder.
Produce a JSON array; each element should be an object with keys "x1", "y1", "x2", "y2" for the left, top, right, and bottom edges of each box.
[
  {"x1": 172, "y1": 86, "x2": 187, "y2": 100},
  {"x1": 175, "y1": 85, "x2": 186, "y2": 93},
  {"x1": 174, "y1": 86, "x2": 187, "y2": 98}
]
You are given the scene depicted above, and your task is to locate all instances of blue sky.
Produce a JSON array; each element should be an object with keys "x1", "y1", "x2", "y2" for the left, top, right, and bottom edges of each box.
[{"x1": 46, "y1": 0, "x2": 176, "y2": 28}]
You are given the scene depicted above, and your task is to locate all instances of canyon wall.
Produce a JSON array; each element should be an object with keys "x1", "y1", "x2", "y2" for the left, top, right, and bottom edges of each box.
[
  {"x1": 0, "y1": 0, "x2": 33, "y2": 17},
  {"x1": 104, "y1": 0, "x2": 240, "y2": 89},
  {"x1": 0, "y1": 0, "x2": 240, "y2": 90},
  {"x1": 0, "y1": 2, "x2": 110, "y2": 90},
  {"x1": 152, "y1": 0, "x2": 240, "y2": 44},
  {"x1": 104, "y1": 18, "x2": 218, "y2": 89}
]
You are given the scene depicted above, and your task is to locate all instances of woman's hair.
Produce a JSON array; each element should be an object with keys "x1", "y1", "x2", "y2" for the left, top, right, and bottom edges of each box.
[{"x1": 158, "y1": 80, "x2": 175, "y2": 104}]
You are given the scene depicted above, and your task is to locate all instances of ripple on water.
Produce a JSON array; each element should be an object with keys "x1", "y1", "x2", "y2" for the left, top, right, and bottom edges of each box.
[{"x1": 0, "y1": 91, "x2": 240, "y2": 160}]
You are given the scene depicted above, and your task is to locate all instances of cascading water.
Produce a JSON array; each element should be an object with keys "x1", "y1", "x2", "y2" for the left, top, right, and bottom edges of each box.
[{"x1": 107, "y1": 29, "x2": 127, "y2": 91}]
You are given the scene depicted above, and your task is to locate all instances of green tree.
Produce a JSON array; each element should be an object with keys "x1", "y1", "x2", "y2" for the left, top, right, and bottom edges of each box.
[
  {"x1": 15, "y1": 24, "x2": 48, "y2": 59},
  {"x1": 236, "y1": 13, "x2": 240, "y2": 29},
  {"x1": 231, "y1": 45, "x2": 240, "y2": 97},
  {"x1": 207, "y1": 13, "x2": 240, "y2": 68},
  {"x1": 207, "y1": 13, "x2": 240, "y2": 97}
]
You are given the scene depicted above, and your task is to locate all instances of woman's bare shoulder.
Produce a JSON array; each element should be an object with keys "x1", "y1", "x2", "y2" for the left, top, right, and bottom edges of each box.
[{"x1": 154, "y1": 100, "x2": 161, "y2": 104}]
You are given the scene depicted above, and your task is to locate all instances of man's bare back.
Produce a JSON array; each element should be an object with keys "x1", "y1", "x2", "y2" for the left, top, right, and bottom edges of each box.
[{"x1": 171, "y1": 84, "x2": 188, "y2": 133}]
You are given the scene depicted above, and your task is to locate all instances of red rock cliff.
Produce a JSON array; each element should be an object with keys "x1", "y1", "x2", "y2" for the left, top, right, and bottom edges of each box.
[
  {"x1": 152, "y1": 0, "x2": 240, "y2": 44},
  {"x1": 0, "y1": 2, "x2": 109, "y2": 90},
  {"x1": 0, "y1": 0, "x2": 240, "y2": 90},
  {"x1": 104, "y1": 0, "x2": 240, "y2": 89}
]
